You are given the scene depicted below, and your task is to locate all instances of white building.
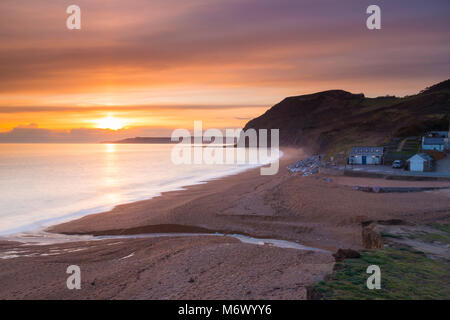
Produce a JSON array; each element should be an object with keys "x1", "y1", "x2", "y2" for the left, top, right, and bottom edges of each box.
[
  {"x1": 349, "y1": 147, "x2": 384, "y2": 165},
  {"x1": 407, "y1": 153, "x2": 434, "y2": 172},
  {"x1": 425, "y1": 129, "x2": 450, "y2": 150},
  {"x1": 422, "y1": 137, "x2": 445, "y2": 152}
]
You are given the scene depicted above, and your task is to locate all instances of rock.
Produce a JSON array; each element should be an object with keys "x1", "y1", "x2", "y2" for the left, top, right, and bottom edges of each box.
[
  {"x1": 377, "y1": 219, "x2": 405, "y2": 226},
  {"x1": 372, "y1": 186, "x2": 381, "y2": 193},
  {"x1": 287, "y1": 155, "x2": 321, "y2": 175},
  {"x1": 188, "y1": 277, "x2": 195, "y2": 283},
  {"x1": 362, "y1": 221, "x2": 384, "y2": 249},
  {"x1": 306, "y1": 286, "x2": 324, "y2": 300},
  {"x1": 353, "y1": 186, "x2": 377, "y2": 192},
  {"x1": 332, "y1": 249, "x2": 361, "y2": 262}
]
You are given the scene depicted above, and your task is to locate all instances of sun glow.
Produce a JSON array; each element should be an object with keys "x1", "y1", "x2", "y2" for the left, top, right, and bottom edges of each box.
[{"x1": 95, "y1": 116, "x2": 127, "y2": 130}]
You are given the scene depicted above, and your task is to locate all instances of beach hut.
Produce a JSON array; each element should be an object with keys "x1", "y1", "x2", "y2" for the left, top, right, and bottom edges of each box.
[
  {"x1": 407, "y1": 153, "x2": 434, "y2": 172},
  {"x1": 349, "y1": 147, "x2": 384, "y2": 165}
]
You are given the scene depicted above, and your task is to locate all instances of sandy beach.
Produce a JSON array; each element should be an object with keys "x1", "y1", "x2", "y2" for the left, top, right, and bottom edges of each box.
[{"x1": 1, "y1": 147, "x2": 450, "y2": 299}]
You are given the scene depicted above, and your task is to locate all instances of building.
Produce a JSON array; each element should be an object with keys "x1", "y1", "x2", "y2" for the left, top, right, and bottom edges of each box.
[
  {"x1": 425, "y1": 125, "x2": 450, "y2": 150},
  {"x1": 422, "y1": 137, "x2": 445, "y2": 152},
  {"x1": 349, "y1": 147, "x2": 384, "y2": 165},
  {"x1": 428, "y1": 131, "x2": 449, "y2": 138},
  {"x1": 407, "y1": 153, "x2": 434, "y2": 172}
]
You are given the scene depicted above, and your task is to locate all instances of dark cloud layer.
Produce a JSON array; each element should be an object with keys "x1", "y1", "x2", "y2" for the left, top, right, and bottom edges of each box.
[{"x1": 1, "y1": 0, "x2": 449, "y2": 95}]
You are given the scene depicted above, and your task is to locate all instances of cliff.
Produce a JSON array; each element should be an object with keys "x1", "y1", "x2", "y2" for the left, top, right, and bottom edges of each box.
[{"x1": 243, "y1": 79, "x2": 450, "y2": 155}]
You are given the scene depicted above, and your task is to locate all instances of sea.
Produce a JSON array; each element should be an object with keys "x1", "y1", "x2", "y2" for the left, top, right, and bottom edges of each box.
[{"x1": 0, "y1": 143, "x2": 279, "y2": 235}]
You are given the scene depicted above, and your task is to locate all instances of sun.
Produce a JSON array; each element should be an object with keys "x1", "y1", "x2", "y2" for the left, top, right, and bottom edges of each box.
[{"x1": 95, "y1": 116, "x2": 127, "y2": 130}]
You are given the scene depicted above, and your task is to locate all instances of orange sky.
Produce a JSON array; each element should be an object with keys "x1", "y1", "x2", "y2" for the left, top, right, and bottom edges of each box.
[{"x1": 1, "y1": 0, "x2": 449, "y2": 142}]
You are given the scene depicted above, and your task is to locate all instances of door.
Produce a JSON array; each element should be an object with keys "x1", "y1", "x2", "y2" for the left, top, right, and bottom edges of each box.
[
  {"x1": 410, "y1": 160, "x2": 423, "y2": 172},
  {"x1": 362, "y1": 156, "x2": 367, "y2": 165}
]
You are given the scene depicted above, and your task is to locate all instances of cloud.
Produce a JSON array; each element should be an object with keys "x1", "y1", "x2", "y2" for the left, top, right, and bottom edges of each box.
[
  {"x1": 0, "y1": 104, "x2": 265, "y2": 114},
  {"x1": 0, "y1": 0, "x2": 449, "y2": 140},
  {"x1": 0, "y1": 0, "x2": 449, "y2": 98}
]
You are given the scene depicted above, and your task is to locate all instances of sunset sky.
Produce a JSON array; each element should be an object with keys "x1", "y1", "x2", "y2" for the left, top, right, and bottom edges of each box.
[{"x1": 1, "y1": 0, "x2": 449, "y2": 142}]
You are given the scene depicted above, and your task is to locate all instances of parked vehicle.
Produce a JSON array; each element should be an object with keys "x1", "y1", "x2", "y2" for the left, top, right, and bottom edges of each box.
[{"x1": 392, "y1": 160, "x2": 404, "y2": 169}]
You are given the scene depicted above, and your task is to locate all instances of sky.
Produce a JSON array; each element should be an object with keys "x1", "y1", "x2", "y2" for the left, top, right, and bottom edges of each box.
[{"x1": 0, "y1": 0, "x2": 449, "y2": 142}]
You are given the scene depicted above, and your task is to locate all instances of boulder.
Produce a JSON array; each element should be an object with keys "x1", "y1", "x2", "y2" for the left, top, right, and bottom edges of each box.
[
  {"x1": 362, "y1": 221, "x2": 384, "y2": 249},
  {"x1": 306, "y1": 286, "x2": 324, "y2": 300},
  {"x1": 372, "y1": 186, "x2": 381, "y2": 193},
  {"x1": 332, "y1": 248, "x2": 361, "y2": 262}
]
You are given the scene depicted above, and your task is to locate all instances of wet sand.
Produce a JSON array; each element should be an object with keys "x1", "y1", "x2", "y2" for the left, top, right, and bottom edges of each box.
[{"x1": 1, "y1": 147, "x2": 450, "y2": 299}]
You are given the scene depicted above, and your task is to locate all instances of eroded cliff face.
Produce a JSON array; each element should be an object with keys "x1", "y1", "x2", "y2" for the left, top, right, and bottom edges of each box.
[{"x1": 243, "y1": 79, "x2": 450, "y2": 155}]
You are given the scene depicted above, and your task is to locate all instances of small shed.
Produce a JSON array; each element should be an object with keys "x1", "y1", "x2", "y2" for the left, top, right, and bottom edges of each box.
[
  {"x1": 349, "y1": 147, "x2": 384, "y2": 165},
  {"x1": 407, "y1": 153, "x2": 434, "y2": 172}
]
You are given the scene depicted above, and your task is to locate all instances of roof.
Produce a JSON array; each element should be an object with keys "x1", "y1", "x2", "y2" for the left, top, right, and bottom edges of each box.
[
  {"x1": 423, "y1": 137, "x2": 445, "y2": 145},
  {"x1": 408, "y1": 153, "x2": 434, "y2": 162},
  {"x1": 428, "y1": 131, "x2": 449, "y2": 138},
  {"x1": 350, "y1": 147, "x2": 384, "y2": 156}
]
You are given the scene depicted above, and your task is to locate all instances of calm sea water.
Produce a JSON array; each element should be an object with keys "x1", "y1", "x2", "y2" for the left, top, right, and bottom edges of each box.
[{"x1": 0, "y1": 144, "x2": 276, "y2": 235}]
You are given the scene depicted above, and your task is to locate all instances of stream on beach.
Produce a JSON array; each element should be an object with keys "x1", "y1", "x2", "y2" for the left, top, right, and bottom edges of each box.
[{"x1": 0, "y1": 230, "x2": 328, "y2": 259}]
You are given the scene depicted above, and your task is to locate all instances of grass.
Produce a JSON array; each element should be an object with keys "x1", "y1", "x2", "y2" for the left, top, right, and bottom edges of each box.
[
  {"x1": 383, "y1": 151, "x2": 415, "y2": 164},
  {"x1": 314, "y1": 247, "x2": 450, "y2": 300},
  {"x1": 407, "y1": 224, "x2": 450, "y2": 244},
  {"x1": 380, "y1": 232, "x2": 402, "y2": 239},
  {"x1": 386, "y1": 151, "x2": 415, "y2": 155},
  {"x1": 407, "y1": 232, "x2": 450, "y2": 245},
  {"x1": 429, "y1": 223, "x2": 450, "y2": 234},
  {"x1": 401, "y1": 138, "x2": 420, "y2": 153}
]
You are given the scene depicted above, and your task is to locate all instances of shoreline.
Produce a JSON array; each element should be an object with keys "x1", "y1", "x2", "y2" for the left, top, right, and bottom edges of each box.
[
  {"x1": 45, "y1": 147, "x2": 314, "y2": 243},
  {"x1": 0, "y1": 146, "x2": 284, "y2": 237},
  {"x1": 46, "y1": 146, "x2": 450, "y2": 250}
]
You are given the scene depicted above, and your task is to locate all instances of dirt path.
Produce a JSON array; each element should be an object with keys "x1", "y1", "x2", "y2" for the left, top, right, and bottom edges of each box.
[{"x1": 396, "y1": 138, "x2": 407, "y2": 152}]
